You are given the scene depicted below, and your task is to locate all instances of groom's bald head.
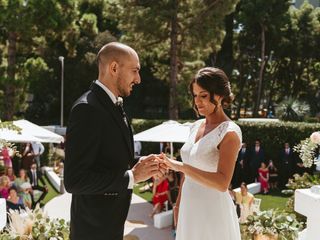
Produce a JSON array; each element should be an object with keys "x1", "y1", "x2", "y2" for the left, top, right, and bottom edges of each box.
[{"x1": 97, "y1": 42, "x2": 137, "y2": 72}]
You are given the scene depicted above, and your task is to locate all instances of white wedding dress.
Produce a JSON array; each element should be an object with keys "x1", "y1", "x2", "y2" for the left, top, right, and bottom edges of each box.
[{"x1": 176, "y1": 119, "x2": 242, "y2": 240}]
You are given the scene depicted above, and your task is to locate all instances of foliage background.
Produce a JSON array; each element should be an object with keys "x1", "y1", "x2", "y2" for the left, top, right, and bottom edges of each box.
[{"x1": 0, "y1": 0, "x2": 319, "y2": 124}]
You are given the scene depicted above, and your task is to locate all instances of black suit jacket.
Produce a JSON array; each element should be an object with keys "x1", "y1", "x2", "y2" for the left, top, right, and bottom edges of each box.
[
  {"x1": 237, "y1": 149, "x2": 250, "y2": 168},
  {"x1": 249, "y1": 148, "x2": 265, "y2": 171},
  {"x1": 279, "y1": 149, "x2": 295, "y2": 174},
  {"x1": 27, "y1": 169, "x2": 46, "y2": 187},
  {"x1": 64, "y1": 82, "x2": 135, "y2": 240}
]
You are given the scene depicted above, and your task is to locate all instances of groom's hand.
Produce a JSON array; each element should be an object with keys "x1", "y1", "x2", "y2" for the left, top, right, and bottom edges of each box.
[{"x1": 132, "y1": 154, "x2": 163, "y2": 183}]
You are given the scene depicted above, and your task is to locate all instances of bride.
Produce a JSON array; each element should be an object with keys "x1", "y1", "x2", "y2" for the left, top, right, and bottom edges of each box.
[{"x1": 161, "y1": 67, "x2": 242, "y2": 240}]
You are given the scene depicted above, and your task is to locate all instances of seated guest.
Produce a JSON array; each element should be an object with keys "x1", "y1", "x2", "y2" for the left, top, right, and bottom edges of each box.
[
  {"x1": 20, "y1": 182, "x2": 33, "y2": 209},
  {"x1": 14, "y1": 169, "x2": 30, "y2": 193},
  {"x1": 150, "y1": 175, "x2": 170, "y2": 217},
  {"x1": 6, "y1": 186, "x2": 25, "y2": 211},
  {"x1": 27, "y1": 162, "x2": 48, "y2": 208},
  {"x1": 228, "y1": 184, "x2": 240, "y2": 218},
  {"x1": 0, "y1": 175, "x2": 10, "y2": 199},
  {"x1": 268, "y1": 160, "x2": 278, "y2": 190},
  {"x1": 5, "y1": 167, "x2": 16, "y2": 184},
  {"x1": 258, "y1": 162, "x2": 269, "y2": 194},
  {"x1": 13, "y1": 169, "x2": 34, "y2": 208},
  {"x1": 236, "y1": 182, "x2": 254, "y2": 223}
]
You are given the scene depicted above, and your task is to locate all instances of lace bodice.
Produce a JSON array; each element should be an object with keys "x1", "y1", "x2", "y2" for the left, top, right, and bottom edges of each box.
[{"x1": 180, "y1": 119, "x2": 242, "y2": 172}]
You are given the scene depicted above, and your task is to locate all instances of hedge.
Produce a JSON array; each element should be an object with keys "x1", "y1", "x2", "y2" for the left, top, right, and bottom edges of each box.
[
  {"x1": 132, "y1": 118, "x2": 320, "y2": 161},
  {"x1": 237, "y1": 120, "x2": 320, "y2": 161}
]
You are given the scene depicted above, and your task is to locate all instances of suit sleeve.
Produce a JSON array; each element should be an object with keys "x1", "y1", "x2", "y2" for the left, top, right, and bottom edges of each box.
[{"x1": 64, "y1": 103, "x2": 130, "y2": 195}]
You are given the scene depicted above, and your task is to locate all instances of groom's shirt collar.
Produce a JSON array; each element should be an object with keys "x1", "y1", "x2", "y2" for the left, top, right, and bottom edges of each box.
[{"x1": 95, "y1": 80, "x2": 117, "y2": 104}]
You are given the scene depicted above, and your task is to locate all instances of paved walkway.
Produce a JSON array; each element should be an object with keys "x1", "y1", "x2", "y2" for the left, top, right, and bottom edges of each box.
[
  {"x1": 125, "y1": 194, "x2": 174, "y2": 240},
  {"x1": 44, "y1": 193, "x2": 174, "y2": 240}
]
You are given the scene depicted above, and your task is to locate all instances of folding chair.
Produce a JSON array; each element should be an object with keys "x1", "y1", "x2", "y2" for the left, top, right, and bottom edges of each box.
[{"x1": 251, "y1": 198, "x2": 262, "y2": 213}]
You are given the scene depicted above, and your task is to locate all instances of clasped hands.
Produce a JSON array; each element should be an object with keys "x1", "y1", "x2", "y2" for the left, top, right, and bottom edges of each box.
[{"x1": 132, "y1": 153, "x2": 183, "y2": 183}]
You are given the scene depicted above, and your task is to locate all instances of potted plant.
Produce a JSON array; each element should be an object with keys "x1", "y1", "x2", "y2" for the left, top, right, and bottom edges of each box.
[{"x1": 241, "y1": 209, "x2": 303, "y2": 240}]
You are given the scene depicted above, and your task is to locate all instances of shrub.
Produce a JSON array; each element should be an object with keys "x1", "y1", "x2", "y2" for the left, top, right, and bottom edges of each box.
[{"x1": 235, "y1": 120, "x2": 320, "y2": 161}]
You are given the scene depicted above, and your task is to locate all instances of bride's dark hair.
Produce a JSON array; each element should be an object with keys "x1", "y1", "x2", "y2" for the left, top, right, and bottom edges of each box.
[{"x1": 189, "y1": 67, "x2": 234, "y2": 115}]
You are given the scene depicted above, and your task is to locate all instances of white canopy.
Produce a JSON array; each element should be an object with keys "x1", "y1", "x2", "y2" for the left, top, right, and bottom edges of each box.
[
  {"x1": 0, "y1": 128, "x2": 42, "y2": 143},
  {"x1": 13, "y1": 120, "x2": 64, "y2": 143},
  {"x1": 134, "y1": 120, "x2": 192, "y2": 143},
  {"x1": 134, "y1": 120, "x2": 193, "y2": 158}
]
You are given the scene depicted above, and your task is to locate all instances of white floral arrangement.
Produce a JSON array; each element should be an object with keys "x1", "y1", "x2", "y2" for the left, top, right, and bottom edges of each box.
[
  {"x1": 294, "y1": 131, "x2": 320, "y2": 168},
  {"x1": 0, "y1": 206, "x2": 69, "y2": 240},
  {"x1": 240, "y1": 209, "x2": 302, "y2": 240}
]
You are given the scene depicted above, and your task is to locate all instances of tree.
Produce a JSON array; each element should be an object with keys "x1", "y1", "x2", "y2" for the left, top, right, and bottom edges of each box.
[
  {"x1": 108, "y1": 0, "x2": 239, "y2": 119},
  {"x1": 0, "y1": 0, "x2": 78, "y2": 120},
  {"x1": 235, "y1": 0, "x2": 291, "y2": 117},
  {"x1": 22, "y1": 0, "x2": 129, "y2": 124},
  {"x1": 274, "y1": 2, "x2": 320, "y2": 113}
]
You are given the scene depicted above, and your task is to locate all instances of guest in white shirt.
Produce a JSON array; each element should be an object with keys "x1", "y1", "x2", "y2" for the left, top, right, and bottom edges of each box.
[{"x1": 31, "y1": 142, "x2": 45, "y2": 168}]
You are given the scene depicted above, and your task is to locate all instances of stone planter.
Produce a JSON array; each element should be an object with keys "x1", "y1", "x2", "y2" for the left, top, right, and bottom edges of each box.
[{"x1": 254, "y1": 234, "x2": 278, "y2": 240}]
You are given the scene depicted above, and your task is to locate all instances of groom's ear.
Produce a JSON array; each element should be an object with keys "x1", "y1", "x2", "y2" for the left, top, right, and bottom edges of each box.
[{"x1": 109, "y1": 61, "x2": 118, "y2": 76}]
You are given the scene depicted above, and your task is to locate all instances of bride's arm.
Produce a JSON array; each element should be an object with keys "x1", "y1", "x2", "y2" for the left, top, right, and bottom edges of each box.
[{"x1": 164, "y1": 132, "x2": 240, "y2": 192}]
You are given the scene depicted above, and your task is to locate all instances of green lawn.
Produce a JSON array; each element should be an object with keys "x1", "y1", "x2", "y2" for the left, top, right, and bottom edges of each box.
[
  {"x1": 43, "y1": 180, "x2": 291, "y2": 212},
  {"x1": 43, "y1": 177, "x2": 60, "y2": 205},
  {"x1": 134, "y1": 182, "x2": 290, "y2": 211},
  {"x1": 133, "y1": 182, "x2": 153, "y2": 203},
  {"x1": 255, "y1": 189, "x2": 290, "y2": 211}
]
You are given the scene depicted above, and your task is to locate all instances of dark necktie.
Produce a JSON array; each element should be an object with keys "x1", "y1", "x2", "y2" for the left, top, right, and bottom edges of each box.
[
  {"x1": 116, "y1": 98, "x2": 128, "y2": 127},
  {"x1": 33, "y1": 171, "x2": 37, "y2": 186}
]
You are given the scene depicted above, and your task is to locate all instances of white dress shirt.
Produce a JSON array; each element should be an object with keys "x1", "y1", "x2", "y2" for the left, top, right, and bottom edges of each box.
[
  {"x1": 95, "y1": 80, "x2": 134, "y2": 189},
  {"x1": 31, "y1": 142, "x2": 45, "y2": 155}
]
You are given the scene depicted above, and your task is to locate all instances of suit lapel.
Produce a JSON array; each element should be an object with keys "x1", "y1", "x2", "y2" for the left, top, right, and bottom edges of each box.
[
  {"x1": 127, "y1": 121, "x2": 135, "y2": 166},
  {"x1": 90, "y1": 83, "x2": 134, "y2": 162}
]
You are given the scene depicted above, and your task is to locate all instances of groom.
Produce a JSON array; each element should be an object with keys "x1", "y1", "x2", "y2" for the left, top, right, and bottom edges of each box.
[{"x1": 64, "y1": 42, "x2": 164, "y2": 240}]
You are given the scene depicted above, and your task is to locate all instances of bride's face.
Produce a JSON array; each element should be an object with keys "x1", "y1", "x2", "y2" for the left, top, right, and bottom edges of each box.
[{"x1": 192, "y1": 83, "x2": 220, "y2": 116}]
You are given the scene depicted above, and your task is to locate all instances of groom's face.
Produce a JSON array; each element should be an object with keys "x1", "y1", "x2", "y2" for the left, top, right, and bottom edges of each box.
[{"x1": 116, "y1": 53, "x2": 141, "y2": 97}]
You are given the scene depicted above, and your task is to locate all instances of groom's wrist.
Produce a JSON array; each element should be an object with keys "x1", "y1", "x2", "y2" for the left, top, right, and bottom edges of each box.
[{"x1": 127, "y1": 170, "x2": 134, "y2": 189}]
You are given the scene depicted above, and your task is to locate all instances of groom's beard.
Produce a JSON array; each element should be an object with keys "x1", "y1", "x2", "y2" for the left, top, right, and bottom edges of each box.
[{"x1": 117, "y1": 75, "x2": 131, "y2": 97}]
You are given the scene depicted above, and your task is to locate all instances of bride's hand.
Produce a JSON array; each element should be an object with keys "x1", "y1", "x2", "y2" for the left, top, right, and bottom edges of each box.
[{"x1": 159, "y1": 153, "x2": 183, "y2": 172}]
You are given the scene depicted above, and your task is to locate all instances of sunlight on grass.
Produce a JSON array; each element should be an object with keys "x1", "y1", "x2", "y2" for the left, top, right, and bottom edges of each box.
[
  {"x1": 43, "y1": 177, "x2": 60, "y2": 205},
  {"x1": 135, "y1": 181, "x2": 290, "y2": 211},
  {"x1": 255, "y1": 190, "x2": 290, "y2": 211},
  {"x1": 133, "y1": 182, "x2": 153, "y2": 203}
]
